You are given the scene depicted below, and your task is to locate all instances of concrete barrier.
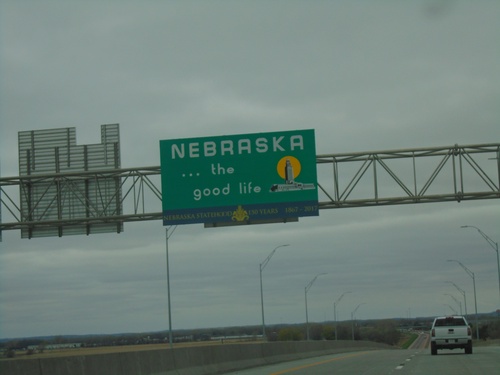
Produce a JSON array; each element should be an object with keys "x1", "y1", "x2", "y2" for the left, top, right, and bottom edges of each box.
[{"x1": 0, "y1": 340, "x2": 394, "y2": 375}]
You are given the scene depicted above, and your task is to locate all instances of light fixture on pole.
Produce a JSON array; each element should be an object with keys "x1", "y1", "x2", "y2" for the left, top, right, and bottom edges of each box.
[
  {"x1": 333, "y1": 291, "x2": 351, "y2": 341},
  {"x1": 259, "y1": 244, "x2": 289, "y2": 340},
  {"x1": 447, "y1": 259, "x2": 479, "y2": 339},
  {"x1": 461, "y1": 225, "x2": 500, "y2": 307},
  {"x1": 305, "y1": 272, "x2": 328, "y2": 341}
]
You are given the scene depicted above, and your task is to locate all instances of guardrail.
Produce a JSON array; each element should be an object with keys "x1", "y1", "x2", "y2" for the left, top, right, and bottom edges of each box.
[{"x1": 1, "y1": 340, "x2": 393, "y2": 375}]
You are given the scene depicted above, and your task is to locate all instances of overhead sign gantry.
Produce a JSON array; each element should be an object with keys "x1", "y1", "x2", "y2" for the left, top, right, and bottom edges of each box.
[{"x1": 0, "y1": 124, "x2": 498, "y2": 239}]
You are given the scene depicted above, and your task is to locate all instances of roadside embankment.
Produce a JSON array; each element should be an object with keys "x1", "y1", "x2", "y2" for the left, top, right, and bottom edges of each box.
[{"x1": 1, "y1": 340, "x2": 394, "y2": 375}]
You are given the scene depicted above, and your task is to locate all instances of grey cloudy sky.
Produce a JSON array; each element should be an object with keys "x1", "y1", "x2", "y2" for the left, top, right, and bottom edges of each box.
[{"x1": 1, "y1": 1, "x2": 499, "y2": 339}]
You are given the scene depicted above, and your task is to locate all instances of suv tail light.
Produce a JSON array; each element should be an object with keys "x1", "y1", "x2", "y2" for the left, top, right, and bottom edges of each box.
[
  {"x1": 467, "y1": 326, "x2": 471, "y2": 336},
  {"x1": 431, "y1": 329, "x2": 435, "y2": 337}
]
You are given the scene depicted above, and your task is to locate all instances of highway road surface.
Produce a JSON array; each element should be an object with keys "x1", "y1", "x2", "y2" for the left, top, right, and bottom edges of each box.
[
  {"x1": 408, "y1": 332, "x2": 429, "y2": 350},
  {"x1": 224, "y1": 346, "x2": 500, "y2": 375}
]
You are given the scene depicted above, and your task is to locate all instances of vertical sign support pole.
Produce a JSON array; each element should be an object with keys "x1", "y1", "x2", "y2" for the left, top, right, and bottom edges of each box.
[{"x1": 166, "y1": 227, "x2": 173, "y2": 349}]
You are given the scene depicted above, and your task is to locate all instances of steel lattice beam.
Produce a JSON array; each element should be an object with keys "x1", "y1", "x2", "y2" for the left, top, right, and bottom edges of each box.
[{"x1": 316, "y1": 143, "x2": 500, "y2": 209}]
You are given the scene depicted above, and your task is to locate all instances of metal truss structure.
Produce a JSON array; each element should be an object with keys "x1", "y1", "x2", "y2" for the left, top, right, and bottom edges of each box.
[
  {"x1": 316, "y1": 143, "x2": 499, "y2": 209},
  {"x1": 0, "y1": 166, "x2": 162, "y2": 237},
  {"x1": 1, "y1": 143, "x2": 499, "y2": 239}
]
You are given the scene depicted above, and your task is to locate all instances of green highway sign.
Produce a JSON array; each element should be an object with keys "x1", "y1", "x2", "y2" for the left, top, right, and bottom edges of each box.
[{"x1": 160, "y1": 129, "x2": 318, "y2": 225}]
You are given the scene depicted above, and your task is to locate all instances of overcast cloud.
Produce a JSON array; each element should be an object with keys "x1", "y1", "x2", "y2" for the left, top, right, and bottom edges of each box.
[{"x1": 1, "y1": 0, "x2": 499, "y2": 339}]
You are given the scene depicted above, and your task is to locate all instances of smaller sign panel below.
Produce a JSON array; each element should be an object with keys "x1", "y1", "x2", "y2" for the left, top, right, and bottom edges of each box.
[{"x1": 160, "y1": 129, "x2": 318, "y2": 226}]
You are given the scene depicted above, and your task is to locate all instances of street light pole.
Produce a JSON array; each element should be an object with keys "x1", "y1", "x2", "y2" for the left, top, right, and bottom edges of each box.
[
  {"x1": 444, "y1": 303, "x2": 458, "y2": 315},
  {"x1": 260, "y1": 244, "x2": 289, "y2": 340},
  {"x1": 447, "y1": 281, "x2": 467, "y2": 317},
  {"x1": 444, "y1": 293, "x2": 462, "y2": 315},
  {"x1": 351, "y1": 303, "x2": 365, "y2": 340},
  {"x1": 461, "y1": 225, "x2": 500, "y2": 306},
  {"x1": 447, "y1": 260, "x2": 479, "y2": 339},
  {"x1": 305, "y1": 272, "x2": 328, "y2": 341},
  {"x1": 165, "y1": 226, "x2": 177, "y2": 349},
  {"x1": 334, "y1": 291, "x2": 351, "y2": 341}
]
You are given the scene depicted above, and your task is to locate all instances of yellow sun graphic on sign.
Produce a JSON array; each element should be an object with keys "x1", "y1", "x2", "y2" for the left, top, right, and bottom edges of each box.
[{"x1": 277, "y1": 156, "x2": 302, "y2": 180}]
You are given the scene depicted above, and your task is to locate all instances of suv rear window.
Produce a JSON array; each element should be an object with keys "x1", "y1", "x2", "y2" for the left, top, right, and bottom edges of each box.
[{"x1": 434, "y1": 317, "x2": 466, "y2": 327}]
